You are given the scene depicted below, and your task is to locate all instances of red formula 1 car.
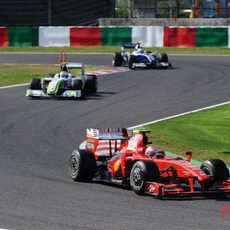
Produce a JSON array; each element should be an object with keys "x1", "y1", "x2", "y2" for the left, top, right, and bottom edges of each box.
[{"x1": 69, "y1": 128, "x2": 230, "y2": 197}]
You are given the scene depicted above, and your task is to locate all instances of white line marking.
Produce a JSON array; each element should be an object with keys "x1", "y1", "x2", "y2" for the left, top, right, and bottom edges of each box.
[
  {"x1": 0, "y1": 83, "x2": 29, "y2": 89},
  {"x1": 129, "y1": 101, "x2": 230, "y2": 129}
]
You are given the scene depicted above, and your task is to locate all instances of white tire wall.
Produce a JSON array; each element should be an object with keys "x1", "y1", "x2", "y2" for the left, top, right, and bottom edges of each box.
[
  {"x1": 132, "y1": 26, "x2": 164, "y2": 48},
  {"x1": 39, "y1": 26, "x2": 70, "y2": 47}
]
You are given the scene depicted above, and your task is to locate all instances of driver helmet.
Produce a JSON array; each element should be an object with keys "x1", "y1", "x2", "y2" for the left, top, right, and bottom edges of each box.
[
  {"x1": 145, "y1": 146, "x2": 158, "y2": 157},
  {"x1": 135, "y1": 42, "x2": 141, "y2": 49},
  {"x1": 59, "y1": 71, "x2": 68, "y2": 79}
]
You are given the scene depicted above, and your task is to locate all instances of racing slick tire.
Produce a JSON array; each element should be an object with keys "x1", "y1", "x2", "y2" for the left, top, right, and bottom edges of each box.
[
  {"x1": 69, "y1": 149, "x2": 96, "y2": 182},
  {"x1": 113, "y1": 52, "x2": 123, "y2": 67},
  {"x1": 200, "y1": 159, "x2": 229, "y2": 184},
  {"x1": 72, "y1": 79, "x2": 83, "y2": 90},
  {"x1": 29, "y1": 78, "x2": 41, "y2": 90},
  {"x1": 130, "y1": 161, "x2": 160, "y2": 195},
  {"x1": 159, "y1": 54, "x2": 168, "y2": 62},
  {"x1": 128, "y1": 55, "x2": 137, "y2": 69},
  {"x1": 85, "y1": 75, "x2": 98, "y2": 93}
]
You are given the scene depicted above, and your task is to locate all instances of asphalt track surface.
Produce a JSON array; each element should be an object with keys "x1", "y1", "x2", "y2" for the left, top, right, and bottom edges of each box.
[{"x1": 0, "y1": 53, "x2": 230, "y2": 230}]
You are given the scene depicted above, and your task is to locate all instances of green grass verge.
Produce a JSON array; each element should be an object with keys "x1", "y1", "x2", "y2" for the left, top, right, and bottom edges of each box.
[
  {"x1": 0, "y1": 46, "x2": 230, "y2": 55},
  {"x1": 0, "y1": 64, "x2": 107, "y2": 87},
  {"x1": 144, "y1": 104, "x2": 230, "y2": 165}
]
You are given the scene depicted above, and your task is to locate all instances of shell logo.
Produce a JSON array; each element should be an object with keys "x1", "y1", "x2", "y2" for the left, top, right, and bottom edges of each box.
[
  {"x1": 114, "y1": 159, "x2": 121, "y2": 172},
  {"x1": 147, "y1": 184, "x2": 156, "y2": 193}
]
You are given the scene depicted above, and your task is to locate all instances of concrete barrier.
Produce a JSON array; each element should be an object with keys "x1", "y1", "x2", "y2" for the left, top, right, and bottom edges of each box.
[{"x1": 99, "y1": 18, "x2": 230, "y2": 27}]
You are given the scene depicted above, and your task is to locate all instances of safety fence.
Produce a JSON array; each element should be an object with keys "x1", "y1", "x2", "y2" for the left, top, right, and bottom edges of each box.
[{"x1": 0, "y1": 26, "x2": 230, "y2": 47}]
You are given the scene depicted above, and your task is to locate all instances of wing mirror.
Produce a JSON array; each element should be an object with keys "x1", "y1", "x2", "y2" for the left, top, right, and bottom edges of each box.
[{"x1": 186, "y1": 151, "x2": 192, "y2": 162}]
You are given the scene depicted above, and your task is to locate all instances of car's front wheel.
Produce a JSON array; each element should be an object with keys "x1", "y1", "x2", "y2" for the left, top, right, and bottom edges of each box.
[
  {"x1": 201, "y1": 159, "x2": 229, "y2": 182},
  {"x1": 128, "y1": 55, "x2": 137, "y2": 69},
  {"x1": 130, "y1": 161, "x2": 160, "y2": 195},
  {"x1": 29, "y1": 78, "x2": 41, "y2": 90}
]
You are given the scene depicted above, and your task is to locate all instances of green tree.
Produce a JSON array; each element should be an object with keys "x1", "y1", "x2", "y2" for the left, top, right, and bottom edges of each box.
[{"x1": 116, "y1": 0, "x2": 129, "y2": 18}]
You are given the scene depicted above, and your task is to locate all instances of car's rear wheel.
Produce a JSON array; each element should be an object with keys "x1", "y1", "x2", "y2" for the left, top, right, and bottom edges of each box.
[
  {"x1": 29, "y1": 78, "x2": 41, "y2": 90},
  {"x1": 128, "y1": 55, "x2": 137, "y2": 69},
  {"x1": 201, "y1": 159, "x2": 229, "y2": 187},
  {"x1": 69, "y1": 149, "x2": 96, "y2": 182},
  {"x1": 85, "y1": 75, "x2": 98, "y2": 93},
  {"x1": 130, "y1": 161, "x2": 160, "y2": 195},
  {"x1": 113, "y1": 52, "x2": 123, "y2": 66}
]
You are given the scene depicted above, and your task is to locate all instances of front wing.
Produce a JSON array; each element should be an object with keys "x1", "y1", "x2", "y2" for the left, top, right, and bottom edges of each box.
[
  {"x1": 144, "y1": 179, "x2": 230, "y2": 196},
  {"x1": 131, "y1": 62, "x2": 171, "y2": 69},
  {"x1": 26, "y1": 89, "x2": 82, "y2": 98}
]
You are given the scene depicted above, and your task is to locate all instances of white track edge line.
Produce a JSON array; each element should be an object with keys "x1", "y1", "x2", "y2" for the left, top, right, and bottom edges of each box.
[
  {"x1": 0, "y1": 83, "x2": 29, "y2": 89},
  {"x1": 129, "y1": 101, "x2": 230, "y2": 129}
]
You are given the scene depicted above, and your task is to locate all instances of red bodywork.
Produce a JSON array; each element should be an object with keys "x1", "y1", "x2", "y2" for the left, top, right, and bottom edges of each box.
[{"x1": 85, "y1": 128, "x2": 230, "y2": 196}]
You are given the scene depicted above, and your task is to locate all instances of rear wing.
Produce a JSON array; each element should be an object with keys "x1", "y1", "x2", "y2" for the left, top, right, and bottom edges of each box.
[
  {"x1": 66, "y1": 63, "x2": 84, "y2": 69},
  {"x1": 86, "y1": 128, "x2": 132, "y2": 158},
  {"x1": 59, "y1": 52, "x2": 85, "y2": 75},
  {"x1": 85, "y1": 128, "x2": 151, "y2": 158},
  {"x1": 65, "y1": 63, "x2": 85, "y2": 76},
  {"x1": 86, "y1": 128, "x2": 132, "y2": 140},
  {"x1": 122, "y1": 43, "x2": 136, "y2": 49}
]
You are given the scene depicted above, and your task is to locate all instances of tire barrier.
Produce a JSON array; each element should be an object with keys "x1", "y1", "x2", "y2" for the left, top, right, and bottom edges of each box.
[
  {"x1": 101, "y1": 27, "x2": 132, "y2": 46},
  {"x1": 0, "y1": 26, "x2": 229, "y2": 48},
  {"x1": 164, "y1": 27, "x2": 196, "y2": 47},
  {"x1": 70, "y1": 27, "x2": 101, "y2": 46},
  {"x1": 9, "y1": 27, "x2": 38, "y2": 46},
  {"x1": 132, "y1": 26, "x2": 164, "y2": 47},
  {"x1": 0, "y1": 27, "x2": 8, "y2": 47},
  {"x1": 39, "y1": 27, "x2": 70, "y2": 47},
  {"x1": 196, "y1": 27, "x2": 228, "y2": 47}
]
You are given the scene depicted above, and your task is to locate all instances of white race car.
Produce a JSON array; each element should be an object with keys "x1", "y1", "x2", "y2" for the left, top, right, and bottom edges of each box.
[
  {"x1": 26, "y1": 62, "x2": 98, "y2": 99},
  {"x1": 113, "y1": 43, "x2": 172, "y2": 70}
]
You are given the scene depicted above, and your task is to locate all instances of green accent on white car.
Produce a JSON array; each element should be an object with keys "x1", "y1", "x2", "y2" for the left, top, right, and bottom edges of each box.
[
  {"x1": 47, "y1": 79, "x2": 62, "y2": 95},
  {"x1": 26, "y1": 89, "x2": 81, "y2": 98},
  {"x1": 26, "y1": 89, "x2": 46, "y2": 97},
  {"x1": 62, "y1": 90, "x2": 81, "y2": 97}
]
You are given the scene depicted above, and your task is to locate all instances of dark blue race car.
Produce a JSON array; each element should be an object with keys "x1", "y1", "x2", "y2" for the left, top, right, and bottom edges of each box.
[{"x1": 113, "y1": 43, "x2": 172, "y2": 70}]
